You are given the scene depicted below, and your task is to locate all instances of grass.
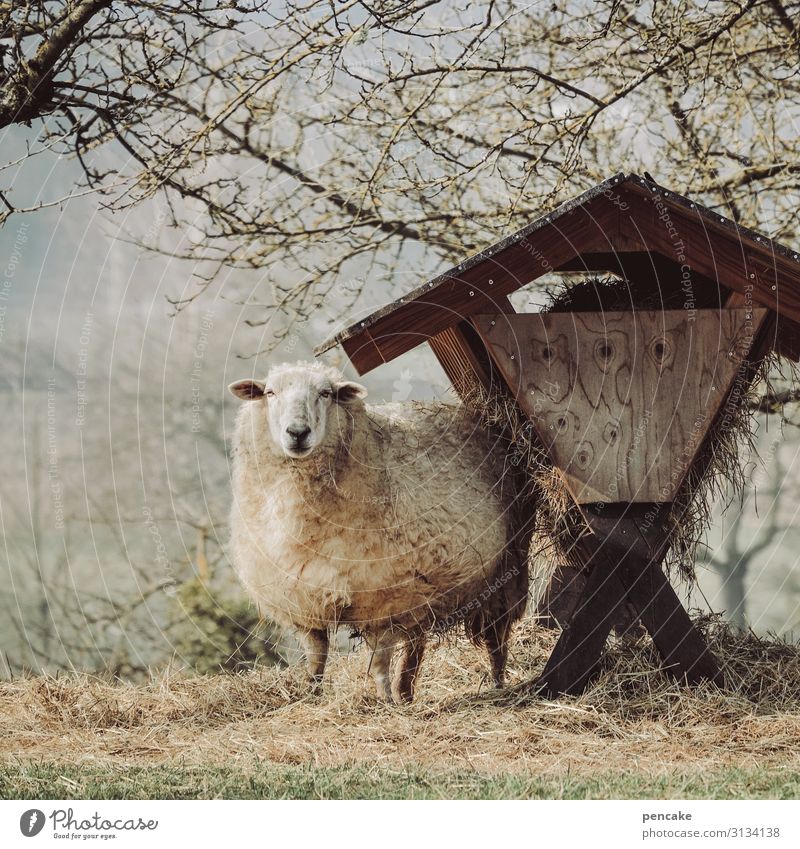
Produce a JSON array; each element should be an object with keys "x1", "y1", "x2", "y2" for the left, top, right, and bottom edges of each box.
[{"x1": 2, "y1": 763, "x2": 800, "y2": 800}]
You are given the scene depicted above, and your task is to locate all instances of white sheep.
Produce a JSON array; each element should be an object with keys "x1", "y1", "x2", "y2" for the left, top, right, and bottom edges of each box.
[{"x1": 228, "y1": 361, "x2": 529, "y2": 702}]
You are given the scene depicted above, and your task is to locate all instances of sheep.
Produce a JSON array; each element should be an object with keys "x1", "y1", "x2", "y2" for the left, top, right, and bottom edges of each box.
[{"x1": 228, "y1": 361, "x2": 530, "y2": 702}]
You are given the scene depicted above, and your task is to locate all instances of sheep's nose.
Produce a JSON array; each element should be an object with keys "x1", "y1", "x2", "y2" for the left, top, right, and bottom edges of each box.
[{"x1": 286, "y1": 425, "x2": 311, "y2": 444}]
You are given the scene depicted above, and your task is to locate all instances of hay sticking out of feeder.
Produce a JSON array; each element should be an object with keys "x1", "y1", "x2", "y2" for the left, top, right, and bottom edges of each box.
[
  {"x1": 467, "y1": 275, "x2": 792, "y2": 586},
  {"x1": 465, "y1": 378, "x2": 589, "y2": 596},
  {"x1": 544, "y1": 274, "x2": 725, "y2": 313},
  {"x1": 658, "y1": 346, "x2": 782, "y2": 578}
]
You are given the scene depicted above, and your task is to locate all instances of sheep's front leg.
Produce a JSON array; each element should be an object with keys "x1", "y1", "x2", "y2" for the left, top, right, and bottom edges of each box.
[
  {"x1": 393, "y1": 633, "x2": 426, "y2": 703},
  {"x1": 300, "y1": 628, "x2": 329, "y2": 692},
  {"x1": 368, "y1": 631, "x2": 396, "y2": 702}
]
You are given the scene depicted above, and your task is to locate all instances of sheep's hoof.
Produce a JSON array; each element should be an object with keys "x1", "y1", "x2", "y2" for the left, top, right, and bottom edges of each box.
[
  {"x1": 392, "y1": 684, "x2": 414, "y2": 704},
  {"x1": 374, "y1": 679, "x2": 394, "y2": 703}
]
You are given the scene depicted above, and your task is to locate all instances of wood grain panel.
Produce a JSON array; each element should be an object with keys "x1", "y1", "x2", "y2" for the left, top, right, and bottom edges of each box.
[{"x1": 474, "y1": 309, "x2": 767, "y2": 504}]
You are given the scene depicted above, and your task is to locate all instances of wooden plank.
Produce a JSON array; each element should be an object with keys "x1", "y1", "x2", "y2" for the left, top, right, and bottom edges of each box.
[
  {"x1": 428, "y1": 297, "x2": 516, "y2": 399},
  {"x1": 429, "y1": 324, "x2": 491, "y2": 398},
  {"x1": 535, "y1": 561, "x2": 585, "y2": 628},
  {"x1": 535, "y1": 559, "x2": 644, "y2": 637},
  {"x1": 534, "y1": 530, "x2": 632, "y2": 697},
  {"x1": 623, "y1": 557, "x2": 724, "y2": 684},
  {"x1": 725, "y1": 292, "x2": 749, "y2": 308},
  {"x1": 776, "y1": 317, "x2": 800, "y2": 361},
  {"x1": 342, "y1": 329, "x2": 385, "y2": 374},
  {"x1": 722, "y1": 289, "x2": 799, "y2": 360},
  {"x1": 619, "y1": 176, "x2": 800, "y2": 274},
  {"x1": 536, "y1": 504, "x2": 672, "y2": 696},
  {"x1": 474, "y1": 309, "x2": 766, "y2": 503}
]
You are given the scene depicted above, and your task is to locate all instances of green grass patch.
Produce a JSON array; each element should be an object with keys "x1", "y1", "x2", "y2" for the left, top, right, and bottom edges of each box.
[{"x1": 1, "y1": 763, "x2": 799, "y2": 800}]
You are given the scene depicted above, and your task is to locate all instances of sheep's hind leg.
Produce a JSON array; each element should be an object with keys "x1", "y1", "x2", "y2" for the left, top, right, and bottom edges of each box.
[
  {"x1": 392, "y1": 633, "x2": 426, "y2": 703},
  {"x1": 484, "y1": 618, "x2": 512, "y2": 688},
  {"x1": 301, "y1": 628, "x2": 329, "y2": 692},
  {"x1": 367, "y1": 631, "x2": 396, "y2": 702}
]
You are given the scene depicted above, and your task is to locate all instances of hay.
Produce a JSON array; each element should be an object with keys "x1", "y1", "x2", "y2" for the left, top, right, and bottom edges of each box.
[
  {"x1": 468, "y1": 381, "x2": 585, "y2": 600},
  {"x1": 468, "y1": 275, "x2": 794, "y2": 586},
  {"x1": 2, "y1": 619, "x2": 800, "y2": 777}
]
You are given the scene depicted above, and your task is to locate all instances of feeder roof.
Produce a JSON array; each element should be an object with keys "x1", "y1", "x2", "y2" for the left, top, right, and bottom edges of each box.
[{"x1": 316, "y1": 172, "x2": 800, "y2": 373}]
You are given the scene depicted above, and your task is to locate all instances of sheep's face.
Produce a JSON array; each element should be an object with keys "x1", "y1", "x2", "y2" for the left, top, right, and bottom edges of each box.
[{"x1": 229, "y1": 366, "x2": 367, "y2": 459}]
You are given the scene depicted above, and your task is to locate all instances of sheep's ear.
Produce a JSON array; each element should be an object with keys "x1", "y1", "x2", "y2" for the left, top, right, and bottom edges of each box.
[
  {"x1": 228, "y1": 379, "x2": 266, "y2": 401},
  {"x1": 335, "y1": 380, "x2": 368, "y2": 404}
]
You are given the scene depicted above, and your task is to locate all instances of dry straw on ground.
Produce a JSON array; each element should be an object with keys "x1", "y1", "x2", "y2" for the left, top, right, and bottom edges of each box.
[{"x1": 2, "y1": 618, "x2": 800, "y2": 778}]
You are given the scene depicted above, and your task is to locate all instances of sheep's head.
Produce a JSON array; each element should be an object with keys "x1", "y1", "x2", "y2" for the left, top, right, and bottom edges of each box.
[{"x1": 229, "y1": 363, "x2": 367, "y2": 459}]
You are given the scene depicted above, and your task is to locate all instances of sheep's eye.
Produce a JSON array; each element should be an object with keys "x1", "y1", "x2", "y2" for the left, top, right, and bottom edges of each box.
[
  {"x1": 319, "y1": 389, "x2": 332, "y2": 399},
  {"x1": 265, "y1": 389, "x2": 275, "y2": 397}
]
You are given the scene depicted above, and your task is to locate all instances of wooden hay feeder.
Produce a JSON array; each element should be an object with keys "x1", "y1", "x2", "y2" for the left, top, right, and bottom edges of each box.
[{"x1": 317, "y1": 173, "x2": 800, "y2": 697}]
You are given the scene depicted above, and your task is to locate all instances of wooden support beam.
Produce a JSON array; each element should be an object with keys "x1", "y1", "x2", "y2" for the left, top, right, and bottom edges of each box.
[
  {"x1": 535, "y1": 558, "x2": 645, "y2": 638},
  {"x1": 535, "y1": 508, "x2": 643, "y2": 697},
  {"x1": 622, "y1": 552, "x2": 723, "y2": 685},
  {"x1": 535, "y1": 504, "x2": 723, "y2": 697},
  {"x1": 428, "y1": 297, "x2": 515, "y2": 399},
  {"x1": 587, "y1": 506, "x2": 723, "y2": 686}
]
